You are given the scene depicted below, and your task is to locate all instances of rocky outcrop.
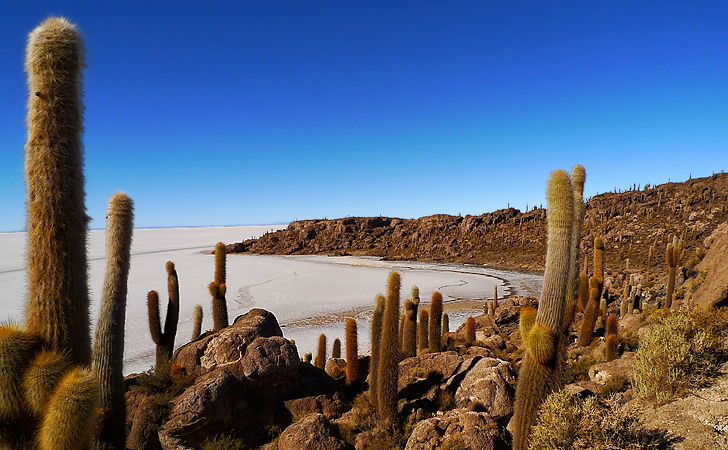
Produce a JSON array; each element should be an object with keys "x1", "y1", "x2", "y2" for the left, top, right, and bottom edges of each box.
[
  {"x1": 227, "y1": 174, "x2": 728, "y2": 275},
  {"x1": 404, "y1": 409, "x2": 510, "y2": 450},
  {"x1": 454, "y1": 358, "x2": 515, "y2": 420},
  {"x1": 692, "y1": 221, "x2": 728, "y2": 309},
  {"x1": 172, "y1": 308, "x2": 283, "y2": 377},
  {"x1": 277, "y1": 413, "x2": 352, "y2": 450},
  {"x1": 127, "y1": 309, "x2": 350, "y2": 449}
]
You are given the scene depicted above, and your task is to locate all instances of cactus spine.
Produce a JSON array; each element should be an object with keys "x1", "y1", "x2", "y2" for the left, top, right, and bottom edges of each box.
[
  {"x1": 512, "y1": 169, "x2": 574, "y2": 450},
  {"x1": 315, "y1": 333, "x2": 327, "y2": 369},
  {"x1": 332, "y1": 338, "x2": 341, "y2": 359},
  {"x1": 92, "y1": 192, "x2": 133, "y2": 450},
  {"x1": 377, "y1": 271, "x2": 401, "y2": 423},
  {"x1": 38, "y1": 368, "x2": 100, "y2": 450},
  {"x1": 429, "y1": 292, "x2": 443, "y2": 352},
  {"x1": 345, "y1": 318, "x2": 358, "y2": 384},
  {"x1": 417, "y1": 309, "x2": 429, "y2": 354},
  {"x1": 0, "y1": 325, "x2": 42, "y2": 420},
  {"x1": 191, "y1": 304, "x2": 203, "y2": 341},
  {"x1": 402, "y1": 299, "x2": 417, "y2": 358},
  {"x1": 211, "y1": 242, "x2": 229, "y2": 330},
  {"x1": 24, "y1": 16, "x2": 91, "y2": 366}
]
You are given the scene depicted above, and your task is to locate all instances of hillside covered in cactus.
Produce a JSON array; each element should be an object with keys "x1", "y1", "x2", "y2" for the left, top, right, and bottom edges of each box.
[{"x1": 229, "y1": 173, "x2": 728, "y2": 274}]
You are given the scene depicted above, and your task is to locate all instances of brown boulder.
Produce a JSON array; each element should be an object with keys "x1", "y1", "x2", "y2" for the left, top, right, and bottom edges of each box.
[
  {"x1": 277, "y1": 413, "x2": 352, "y2": 450},
  {"x1": 283, "y1": 362, "x2": 349, "y2": 421},
  {"x1": 454, "y1": 358, "x2": 515, "y2": 421},
  {"x1": 693, "y1": 222, "x2": 728, "y2": 309},
  {"x1": 494, "y1": 295, "x2": 539, "y2": 325},
  {"x1": 588, "y1": 351, "x2": 636, "y2": 386},
  {"x1": 404, "y1": 409, "x2": 509, "y2": 450},
  {"x1": 172, "y1": 308, "x2": 284, "y2": 377}
]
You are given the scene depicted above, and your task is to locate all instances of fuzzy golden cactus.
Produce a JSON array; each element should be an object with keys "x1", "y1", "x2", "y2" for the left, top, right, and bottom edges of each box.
[
  {"x1": 369, "y1": 294, "x2": 385, "y2": 412},
  {"x1": 345, "y1": 318, "x2": 358, "y2": 385},
  {"x1": 512, "y1": 169, "x2": 574, "y2": 450},
  {"x1": 332, "y1": 338, "x2": 341, "y2": 359},
  {"x1": 91, "y1": 192, "x2": 133, "y2": 450},
  {"x1": 377, "y1": 271, "x2": 401, "y2": 423},
  {"x1": 429, "y1": 292, "x2": 443, "y2": 352},
  {"x1": 191, "y1": 304, "x2": 204, "y2": 341},
  {"x1": 465, "y1": 317, "x2": 476, "y2": 346},
  {"x1": 402, "y1": 299, "x2": 417, "y2": 358},
  {"x1": 315, "y1": 333, "x2": 327, "y2": 369},
  {"x1": 417, "y1": 309, "x2": 429, "y2": 354},
  {"x1": 24, "y1": 16, "x2": 91, "y2": 366}
]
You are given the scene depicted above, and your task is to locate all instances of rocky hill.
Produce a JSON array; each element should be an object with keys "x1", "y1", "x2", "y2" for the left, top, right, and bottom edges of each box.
[{"x1": 229, "y1": 173, "x2": 728, "y2": 277}]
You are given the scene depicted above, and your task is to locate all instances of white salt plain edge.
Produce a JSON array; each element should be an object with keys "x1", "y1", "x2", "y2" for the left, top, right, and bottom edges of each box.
[{"x1": 0, "y1": 226, "x2": 543, "y2": 374}]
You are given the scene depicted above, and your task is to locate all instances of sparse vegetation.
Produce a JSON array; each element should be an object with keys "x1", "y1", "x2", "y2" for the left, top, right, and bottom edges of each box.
[
  {"x1": 529, "y1": 390, "x2": 673, "y2": 450},
  {"x1": 634, "y1": 308, "x2": 728, "y2": 403}
]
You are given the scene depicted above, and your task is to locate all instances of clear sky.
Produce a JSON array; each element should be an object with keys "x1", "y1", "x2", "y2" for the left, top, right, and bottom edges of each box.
[{"x1": 1, "y1": 2, "x2": 726, "y2": 232}]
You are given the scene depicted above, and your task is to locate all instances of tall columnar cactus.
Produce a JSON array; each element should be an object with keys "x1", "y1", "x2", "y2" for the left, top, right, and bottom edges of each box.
[
  {"x1": 594, "y1": 236, "x2": 605, "y2": 282},
  {"x1": 332, "y1": 338, "x2": 341, "y2": 359},
  {"x1": 24, "y1": 16, "x2": 90, "y2": 366},
  {"x1": 429, "y1": 292, "x2": 443, "y2": 352},
  {"x1": 417, "y1": 309, "x2": 429, "y2": 354},
  {"x1": 92, "y1": 192, "x2": 134, "y2": 450},
  {"x1": 147, "y1": 262, "x2": 180, "y2": 374},
  {"x1": 665, "y1": 237, "x2": 683, "y2": 309},
  {"x1": 491, "y1": 285, "x2": 498, "y2": 317},
  {"x1": 191, "y1": 304, "x2": 203, "y2": 341},
  {"x1": 577, "y1": 277, "x2": 603, "y2": 347},
  {"x1": 554, "y1": 165, "x2": 586, "y2": 386},
  {"x1": 315, "y1": 333, "x2": 327, "y2": 369},
  {"x1": 402, "y1": 299, "x2": 417, "y2": 358},
  {"x1": 1, "y1": 18, "x2": 133, "y2": 450},
  {"x1": 211, "y1": 242, "x2": 229, "y2": 330},
  {"x1": 377, "y1": 271, "x2": 401, "y2": 423},
  {"x1": 345, "y1": 318, "x2": 358, "y2": 385},
  {"x1": 512, "y1": 169, "x2": 574, "y2": 450},
  {"x1": 369, "y1": 295, "x2": 385, "y2": 412}
]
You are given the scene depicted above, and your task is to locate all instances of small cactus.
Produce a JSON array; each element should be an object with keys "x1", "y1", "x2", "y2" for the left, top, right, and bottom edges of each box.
[
  {"x1": 465, "y1": 316, "x2": 476, "y2": 345},
  {"x1": 417, "y1": 309, "x2": 429, "y2": 354},
  {"x1": 191, "y1": 304, "x2": 203, "y2": 341},
  {"x1": 211, "y1": 243, "x2": 229, "y2": 330},
  {"x1": 442, "y1": 313, "x2": 449, "y2": 335},
  {"x1": 332, "y1": 338, "x2": 341, "y2": 359},
  {"x1": 315, "y1": 333, "x2": 327, "y2": 369}
]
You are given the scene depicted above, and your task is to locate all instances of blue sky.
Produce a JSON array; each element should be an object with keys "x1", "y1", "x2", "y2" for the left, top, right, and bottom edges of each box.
[{"x1": 1, "y1": 2, "x2": 726, "y2": 232}]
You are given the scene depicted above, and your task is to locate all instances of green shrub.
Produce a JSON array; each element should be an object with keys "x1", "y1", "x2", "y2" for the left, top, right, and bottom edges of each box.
[
  {"x1": 565, "y1": 356, "x2": 596, "y2": 384},
  {"x1": 202, "y1": 434, "x2": 246, "y2": 450},
  {"x1": 634, "y1": 308, "x2": 728, "y2": 404},
  {"x1": 529, "y1": 390, "x2": 672, "y2": 449}
]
